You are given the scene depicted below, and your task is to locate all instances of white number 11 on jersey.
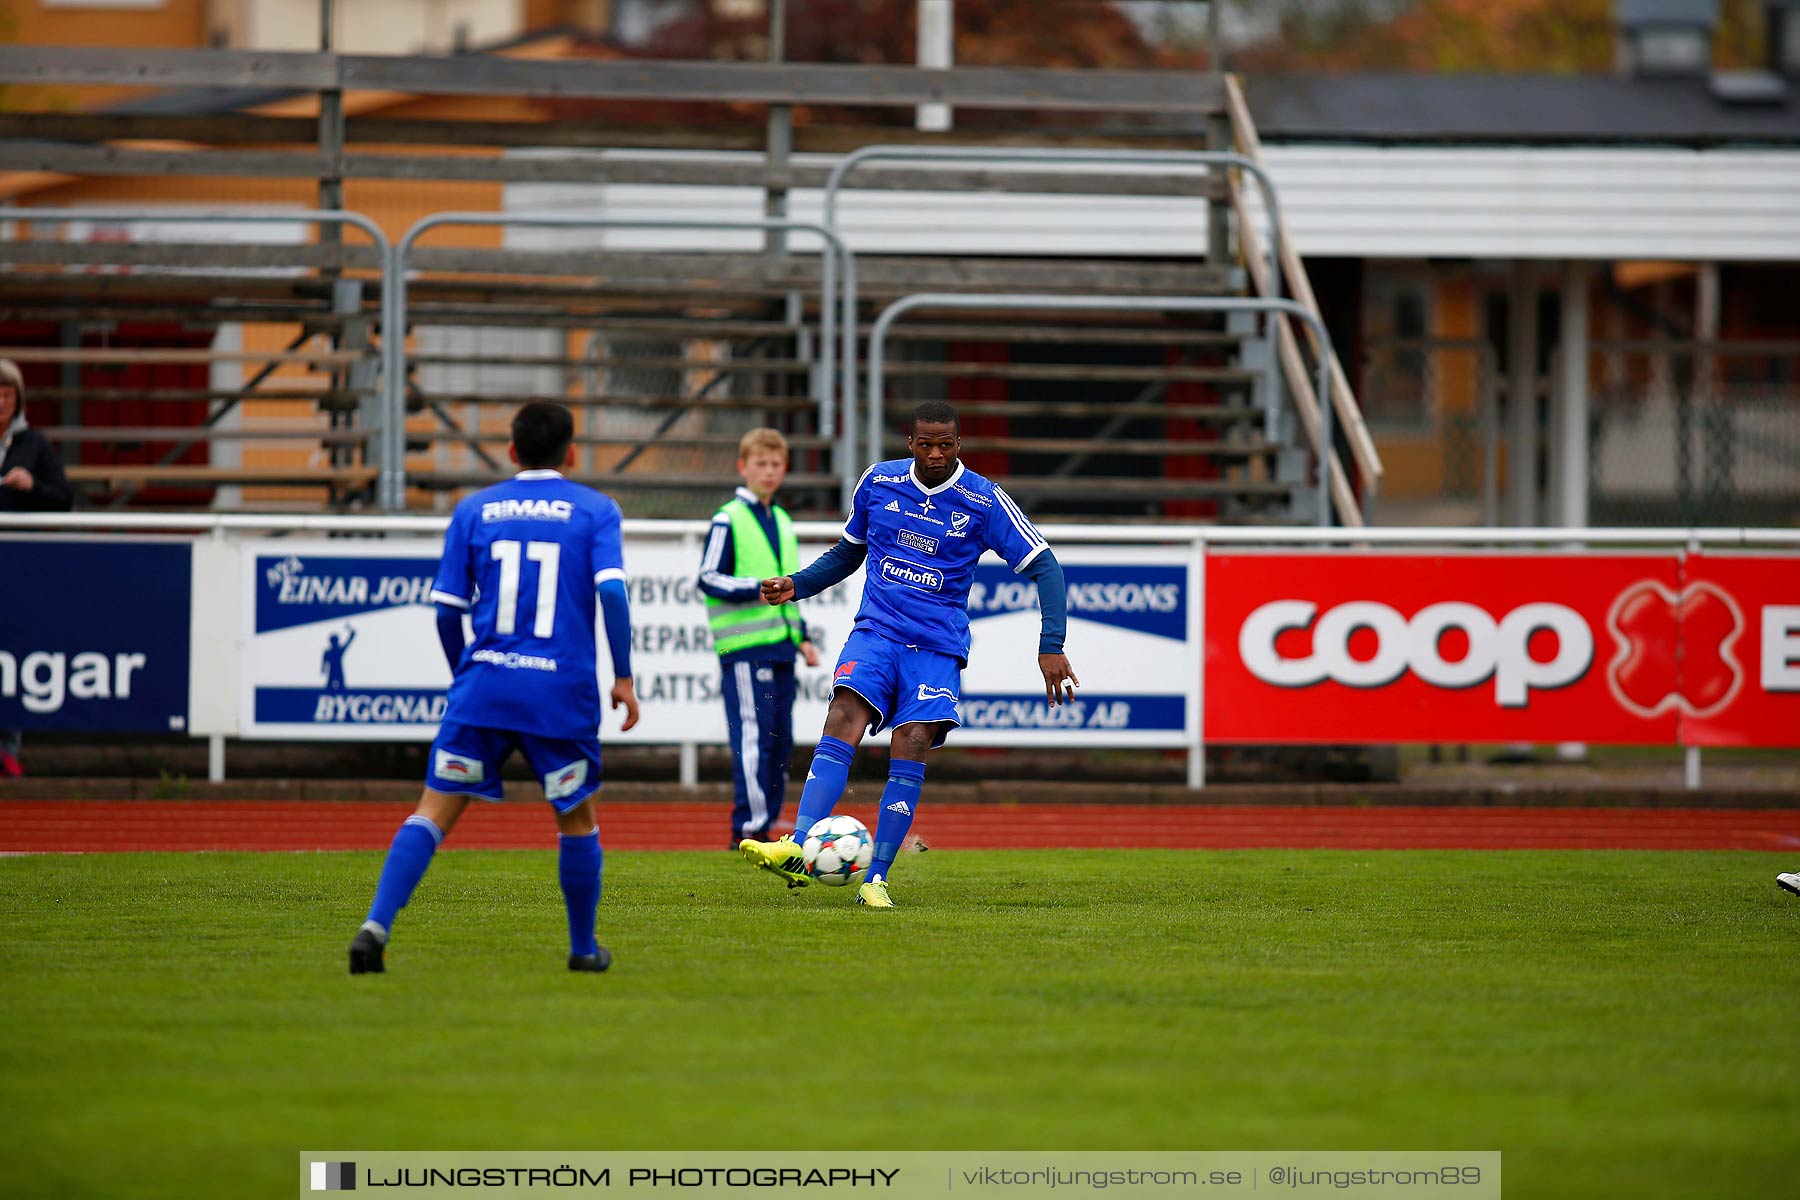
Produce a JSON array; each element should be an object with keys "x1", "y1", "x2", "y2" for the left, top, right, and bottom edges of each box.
[{"x1": 490, "y1": 539, "x2": 562, "y2": 637}]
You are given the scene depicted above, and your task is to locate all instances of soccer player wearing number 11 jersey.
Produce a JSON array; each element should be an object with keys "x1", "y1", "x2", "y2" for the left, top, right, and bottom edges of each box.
[
  {"x1": 743, "y1": 401, "x2": 1078, "y2": 907},
  {"x1": 348, "y1": 402, "x2": 639, "y2": 975}
]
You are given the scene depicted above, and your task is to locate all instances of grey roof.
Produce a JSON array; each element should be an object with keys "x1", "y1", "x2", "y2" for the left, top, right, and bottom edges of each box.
[
  {"x1": 1616, "y1": 0, "x2": 1718, "y2": 27},
  {"x1": 1243, "y1": 73, "x2": 1800, "y2": 145}
]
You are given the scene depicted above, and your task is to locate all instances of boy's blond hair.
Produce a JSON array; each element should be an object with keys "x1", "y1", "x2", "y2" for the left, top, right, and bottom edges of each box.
[{"x1": 737, "y1": 427, "x2": 788, "y2": 462}]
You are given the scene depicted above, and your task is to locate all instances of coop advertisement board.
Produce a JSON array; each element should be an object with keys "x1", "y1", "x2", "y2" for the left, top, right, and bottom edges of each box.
[
  {"x1": 238, "y1": 537, "x2": 1199, "y2": 747},
  {"x1": 0, "y1": 536, "x2": 191, "y2": 732},
  {"x1": 1203, "y1": 550, "x2": 1800, "y2": 747}
]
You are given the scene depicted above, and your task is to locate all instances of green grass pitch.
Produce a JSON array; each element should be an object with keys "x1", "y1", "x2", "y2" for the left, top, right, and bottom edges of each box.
[{"x1": 1, "y1": 849, "x2": 1796, "y2": 1199}]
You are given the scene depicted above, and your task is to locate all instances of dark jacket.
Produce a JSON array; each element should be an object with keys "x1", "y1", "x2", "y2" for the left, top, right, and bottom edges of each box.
[{"x1": 0, "y1": 424, "x2": 73, "y2": 512}]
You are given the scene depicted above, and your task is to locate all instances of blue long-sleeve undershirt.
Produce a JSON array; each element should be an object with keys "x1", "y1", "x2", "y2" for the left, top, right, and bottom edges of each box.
[
  {"x1": 1021, "y1": 548, "x2": 1067, "y2": 656},
  {"x1": 790, "y1": 538, "x2": 868, "y2": 600},
  {"x1": 597, "y1": 579, "x2": 634, "y2": 680},
  {"x1": 433, "y1": 582, "x2": 634, "y2": 681},
  {"x1": 435, "y1": 604, "x2": 465, "y2": 673}
]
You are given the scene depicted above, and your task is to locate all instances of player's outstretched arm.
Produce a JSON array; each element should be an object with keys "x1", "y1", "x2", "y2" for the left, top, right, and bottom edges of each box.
[
  {"x1": 1020, "y1": 549, "x2": 1078, "y2": 706},
  {"x1": 767, "y1": 537, "x2": 868, "y2": 605}
]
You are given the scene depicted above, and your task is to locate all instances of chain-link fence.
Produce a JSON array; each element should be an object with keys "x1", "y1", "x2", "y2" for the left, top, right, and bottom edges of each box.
[{"x1": 1590, "y1": 339, "x2": 1800, "y2": 526}]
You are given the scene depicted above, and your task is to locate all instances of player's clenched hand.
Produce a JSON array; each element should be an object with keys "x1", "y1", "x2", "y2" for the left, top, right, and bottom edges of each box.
[
  {"x1": 761, "y1": 576, "x2": 796, "y2": 606},
  {"x1": 611, "y1": 678, "x2": 640, "y2": 732},
  {"x1": 1038, "y1": 653, "x2": 1079, "y2": 707}
]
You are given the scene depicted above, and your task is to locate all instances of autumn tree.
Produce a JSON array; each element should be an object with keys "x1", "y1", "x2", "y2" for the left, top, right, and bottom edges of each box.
[{"x1": 1227, "y1": 0, "x2": 1768, "y2": 74}]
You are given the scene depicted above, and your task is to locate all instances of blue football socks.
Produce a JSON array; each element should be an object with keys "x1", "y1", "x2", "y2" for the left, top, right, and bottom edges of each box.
[
  {"x1": 789, "y1": 734, "x2": 855, "y2": 842},
  {"x1": 869, "y1": 758, "x2": 925, "y2": 882},
  {"x1": 363, "y1": 814, "x2": 444, "y2": 940},
  {"x1": 559, "y1": 831, "x2": 603, "y2": 958}
]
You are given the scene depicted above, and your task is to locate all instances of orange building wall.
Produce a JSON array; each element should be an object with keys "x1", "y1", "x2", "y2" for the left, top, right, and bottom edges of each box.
[
  {"x1": 5, "y1": 0, "x2": 207, "y2": 46},
  {"x1": 3, "y1": 0, "x2": 210, "y2": 111}
]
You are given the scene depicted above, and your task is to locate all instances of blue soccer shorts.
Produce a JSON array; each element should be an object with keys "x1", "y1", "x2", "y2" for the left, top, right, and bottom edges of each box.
[
  {"x1": 425, "y1": 720, "x2": 603, "y2": 813},
  {"x1": 830, "y1": 628, "x2": 962, "y2": 748}
]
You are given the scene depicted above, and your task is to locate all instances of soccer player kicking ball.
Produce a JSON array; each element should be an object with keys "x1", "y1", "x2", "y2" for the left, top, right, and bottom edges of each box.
[
  {"x1": 349, "y1": 402, "x2": 639, "y2": 975},
  {"x1": 742, "y1": 400, "x2": 1076, "y2": 908}
]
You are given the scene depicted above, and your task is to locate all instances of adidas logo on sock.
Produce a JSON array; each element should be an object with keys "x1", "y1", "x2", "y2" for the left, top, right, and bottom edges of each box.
[
  {"x1": 885, "y1": 499, "x2": 901, "y2": 511},
  {"x1": 806, "y1": 768, "x2": 818, "y2": 781},
  {"x1": 886, "y1": 799, "x2": 912, "y2": 816}
]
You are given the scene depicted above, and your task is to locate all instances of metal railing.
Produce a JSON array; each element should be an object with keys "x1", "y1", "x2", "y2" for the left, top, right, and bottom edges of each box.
[
  {"x1": 0, "y1": 206, "x2": 393, "y2": 502},
  {"x1": 8, "y1": 512, "x2": 1798, "y2": 547},
  {"x1": 823, "y1": 145, "x2": 1283, "y2": 338},
  {"x1": 389, "y1": 214, "x2": 857, "y2": 512},
  {"x1": 1223, "y1": 76, "x2": 1382, "y2": 520},
  {"x1": 824, "y1": 144, "x2": 1285, "y2": 460},
  {"x1": 867, "y1": 294, "x2": 1337, "y2": 525}
]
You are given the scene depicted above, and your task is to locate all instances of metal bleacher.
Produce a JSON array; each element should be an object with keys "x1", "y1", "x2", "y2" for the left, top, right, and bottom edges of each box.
[{"x1": 0, "y1": 46, "x2": 1380, "y2": 525}]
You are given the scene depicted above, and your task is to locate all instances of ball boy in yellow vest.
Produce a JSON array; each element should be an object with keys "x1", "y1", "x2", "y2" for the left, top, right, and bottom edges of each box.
[{"x1": 698, "y1": 428, "x2": 822, "y2": 846}]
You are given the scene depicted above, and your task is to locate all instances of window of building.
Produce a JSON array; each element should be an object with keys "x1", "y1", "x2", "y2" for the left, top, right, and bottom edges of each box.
[
  {"x1": 1633, "y1": 28, "x2": 1710, "y2": 74},
  {"x1": 1361, "y1": 267, "x2": 1434, "y2": 431}
]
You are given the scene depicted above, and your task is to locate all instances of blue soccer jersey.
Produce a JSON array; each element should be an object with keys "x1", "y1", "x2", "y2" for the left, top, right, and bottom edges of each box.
[
  {"x1": 842, "y1": 459, "x2": 1048, "y2": 663},
  {"x1": 430, "y1": 469, "x2": 627, "y2": 738}
]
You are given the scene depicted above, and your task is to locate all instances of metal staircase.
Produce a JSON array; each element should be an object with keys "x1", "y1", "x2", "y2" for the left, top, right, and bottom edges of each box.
[{"x1": 0, "y1": 45, "x2": 1381, "y2": 525}]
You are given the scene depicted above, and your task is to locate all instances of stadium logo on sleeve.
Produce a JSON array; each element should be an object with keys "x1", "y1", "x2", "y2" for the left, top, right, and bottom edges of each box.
[{"x1": 880, "y1": 557, "x2": 945, "y2": 592}]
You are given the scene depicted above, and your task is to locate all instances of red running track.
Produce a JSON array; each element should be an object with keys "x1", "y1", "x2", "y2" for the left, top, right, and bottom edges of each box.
[{"x1": 3, "y1": 800, "x2": 1799, "y2": 854}]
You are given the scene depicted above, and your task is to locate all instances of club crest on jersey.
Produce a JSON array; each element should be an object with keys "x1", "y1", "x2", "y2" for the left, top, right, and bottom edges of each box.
[
  {"x1": 434, "y1": 750, "x2": 485, "y2": 783},
  {"x1": 949, "y1": 512, "x2": 971, "y2": 536},
  {"x1": 898, "y1": 529, "x2": 939, "y2": 555},
  {"x1": 544, "y1": 759, "x2": 589, "y2": 801},
  {"x1": 880, "y1": 556, "x2": 944, "y2": 592}
]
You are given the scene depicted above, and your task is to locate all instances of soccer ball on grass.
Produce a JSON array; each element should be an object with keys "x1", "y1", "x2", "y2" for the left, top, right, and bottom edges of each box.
[{"x1": 801, "y1": 815, "x2": 874, "y2": 886}]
